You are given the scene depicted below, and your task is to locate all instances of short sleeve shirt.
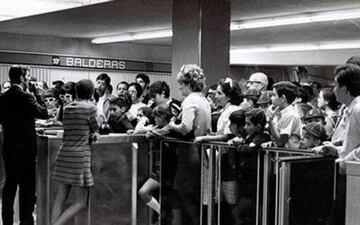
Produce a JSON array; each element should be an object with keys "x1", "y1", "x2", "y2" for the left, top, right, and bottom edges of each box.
[
  {"x1": 340, "y1": 96, "x2": 360, "y2": 159},
  {"x1": 275, "y1": 105, "x2": 302, "y2": 147}
]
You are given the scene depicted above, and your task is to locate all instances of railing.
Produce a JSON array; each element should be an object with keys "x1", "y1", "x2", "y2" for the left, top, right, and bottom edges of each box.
[
  {"x1": 158, "y1": 137, "x2": 262, "y2": 225},
  {"x1": 35, "y1": 133, "x2": 337, "y2": 225},
  {"x1": 158, "y1": 137, "x2": 337, "y2": 225},
  {"x1": 260, "y1": 147, "x2": 336, "y2": 225}
]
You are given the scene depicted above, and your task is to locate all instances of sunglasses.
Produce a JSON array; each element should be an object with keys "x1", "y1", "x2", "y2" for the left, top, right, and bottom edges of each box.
[
  {"x1": 59, "y1": 94, "x2": 73, "y2": 100},
  {"x1": 247, "y1": 80, "x2": 262, "y2": 85},
  {"x1": 45, "y1": 97, "x2": 56, "y2": 103}
]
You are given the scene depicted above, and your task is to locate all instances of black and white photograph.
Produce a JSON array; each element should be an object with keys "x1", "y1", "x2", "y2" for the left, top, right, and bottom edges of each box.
[{"x1": 1, "y1": 0, "x2": 360, "y2": 225}]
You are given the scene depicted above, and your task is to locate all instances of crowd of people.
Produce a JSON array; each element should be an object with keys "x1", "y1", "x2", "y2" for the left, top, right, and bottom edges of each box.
[{"x1": 1, "y1": 56, "x2": 360, "y2": 225}]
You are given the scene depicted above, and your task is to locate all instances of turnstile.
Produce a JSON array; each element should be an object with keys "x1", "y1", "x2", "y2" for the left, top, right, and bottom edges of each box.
[{"x1": 260, "y1": 148, "x2": 336, "y2": 225}]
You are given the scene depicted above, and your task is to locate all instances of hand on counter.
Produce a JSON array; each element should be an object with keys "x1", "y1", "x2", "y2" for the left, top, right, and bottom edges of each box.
[
  {"x1": 90, "y1": 132, "x2": 100, "y2": 143},
  {"x1": 312, "y1": 141, "x2": 339, "y2": 157}
]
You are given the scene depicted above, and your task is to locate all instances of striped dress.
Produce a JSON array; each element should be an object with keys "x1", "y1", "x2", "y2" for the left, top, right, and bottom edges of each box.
[{"x1": 53, "y1": 100, "x2": 99, "y2": 187}]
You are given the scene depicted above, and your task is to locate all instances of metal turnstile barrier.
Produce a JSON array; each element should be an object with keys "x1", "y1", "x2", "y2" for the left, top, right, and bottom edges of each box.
[
  {"x1": 260, "y1": 147, "x2": 337, "y2": 225},
  {"x1": 159, "y1": 138, "x2": 259, "y2": 225}
]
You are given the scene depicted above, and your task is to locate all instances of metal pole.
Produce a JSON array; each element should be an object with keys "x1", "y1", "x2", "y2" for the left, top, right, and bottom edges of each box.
[{"x1": 131, "y1": 143, "x2": 138, "y2": 225}]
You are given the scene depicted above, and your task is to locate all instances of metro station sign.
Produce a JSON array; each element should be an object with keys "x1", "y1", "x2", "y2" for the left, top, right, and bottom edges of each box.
[
  {"x1": 0, "y1": 51, "x2": 171, "y2": 73},
  {"x1": 66, "y1": 57, "x2": 126, "y2": 70}
]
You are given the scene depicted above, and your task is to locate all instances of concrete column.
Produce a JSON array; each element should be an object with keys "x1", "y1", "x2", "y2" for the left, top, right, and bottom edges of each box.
[{"x1": 171, "y1": 0, "x2": 231, "y2": 99}]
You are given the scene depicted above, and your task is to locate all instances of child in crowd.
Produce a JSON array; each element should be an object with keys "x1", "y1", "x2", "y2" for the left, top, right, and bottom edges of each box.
[
  {"x1": 57, "y1": 82, "x2": 76, "y2": 123},
  {"x1": 257, "y1": 90, "x2": 274, "y2": 111},
  {"x1": 266, "y1": 81, "x2": 302, "y2": 148},
  {"x1": 230, "y1": 108, "x2": 270, "y2": 225},
  {"x1": 128, "y1": 106, "x2": 154, "y2": 134},
  {"x1": 196, "y1": 109, "x2": 247, "y2": 166},
  {"x1": 139, "y1": 104, "x2": 178, "y2": 223},
  {"x1": 196, "y1": 109, "x2": 247, "y2": 224},
  {"x1": 107, "y1": 94, "x2": 134, "y2": 133},
  {"x1": 226, "y1": 109, "x2": 247, "y2": 145},
  {"x1": 134, "y1": 106, "x2": 154, "y2": 133},
  {"x1": 242, "y1": 88, "x2": 261, "y2": 110},
  {"x1": 299, "y1": 122, "x2": 327, "y2": 149},
  {"x1": 44, "y1": 88, "x2": 60, "y2": 120},
  {"x1": 51, "y1": 79, "x2": 99, "y2": 225},
  {"x1": 36, "y1": 88, "x2": 60, "y2": 127},
  {"x1": 304, "y1": 108, "x2": 325, "y2": 124}
]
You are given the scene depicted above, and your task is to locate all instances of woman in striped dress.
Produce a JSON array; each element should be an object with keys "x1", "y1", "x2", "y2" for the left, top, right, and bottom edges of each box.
[{"x1": 51, "y1": 79, "x2": 99, "y2": 225}]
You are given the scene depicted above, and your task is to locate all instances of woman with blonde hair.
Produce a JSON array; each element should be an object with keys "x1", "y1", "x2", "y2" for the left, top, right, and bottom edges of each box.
[{"x1": 168, "y1": 64, "x2": 211, "y2": 225}]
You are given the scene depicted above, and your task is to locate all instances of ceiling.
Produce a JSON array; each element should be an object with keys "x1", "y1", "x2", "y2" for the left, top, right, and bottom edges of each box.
[{"x1": 1, "y1": 0, "x2": 360, "y2": 48}]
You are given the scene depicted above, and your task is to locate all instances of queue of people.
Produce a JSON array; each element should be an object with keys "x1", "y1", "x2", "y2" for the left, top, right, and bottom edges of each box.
[{"x1": 1, "y1": 57, "x2": 360, "y2": 225}]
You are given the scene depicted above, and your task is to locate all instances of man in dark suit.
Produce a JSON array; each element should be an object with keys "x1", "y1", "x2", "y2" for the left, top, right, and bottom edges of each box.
[{"x1": 0, "y1": 65, "x2": 48, "y2": 225}]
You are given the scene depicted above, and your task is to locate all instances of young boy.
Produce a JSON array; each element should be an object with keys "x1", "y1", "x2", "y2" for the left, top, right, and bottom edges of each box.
[
  {"x1": 243, "y1": 88, "x2": 261, "y2": 109},
  {"x1": 257, "y1": 90, "x2": 274, "y2": 111},
  {"x1": 44, "y1": 88, "x2": 60, "y2": 120},
  {"x1": 267, "y1": 81, "x2": 302, "y2": 148},
  {"x1": 107, "y1": 94, "x2": 134, "y2": 133},
  {"x1": 300, "y1": 122, "x2": 327, "y2": 149},
  {"x1": 304, "y1": 108, "x2": 325, "y2": 124}
]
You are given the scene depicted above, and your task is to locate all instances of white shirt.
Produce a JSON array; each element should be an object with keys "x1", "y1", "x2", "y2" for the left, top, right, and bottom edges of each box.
[
  {"x1": 97, "y1": 94, "x2": 106, "y2": 119},
  {"x1": 274, "y1": 104, "x2": 302, "y2": 148},
  {"x1": 339, "y1": 96, "x2": 360, "y2": 160},
  {"x1": 216, "y1": 103, "x2": 240, "y2": 135}
]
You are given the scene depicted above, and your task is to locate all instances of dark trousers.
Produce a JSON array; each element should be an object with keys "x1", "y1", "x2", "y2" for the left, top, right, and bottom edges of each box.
[
  {"x1": 2, "y1": 156, "x2": 36, "y2": 225},
  {"x1": 178, "y1": 191, "x2": 200, "y2": 225},
  {"x1": 326, "y1": 173, "x2": 346, "y2": 225}
]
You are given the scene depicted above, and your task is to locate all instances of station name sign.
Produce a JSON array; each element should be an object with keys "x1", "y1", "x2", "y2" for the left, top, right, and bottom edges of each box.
[
  {"x1": 0, "y1": 51, "x2": 171, "y2": 73},
  {"x1": 53, "y1": 56, "x2": 171, "y2": 72},
  {"x1": 53, "y1": 56, "x2": 127, "y2": 70}
]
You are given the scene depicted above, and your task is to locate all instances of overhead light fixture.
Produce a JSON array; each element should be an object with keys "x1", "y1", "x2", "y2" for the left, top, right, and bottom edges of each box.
[
  {"x1": 92, "y1": 30, "x2": 173, "y2": 44},
  {"x1": 0, "y1": 0, "x2": 111, "y2": 22},
  {"x1": 92, "y1": 7, "x2": 360, "y2": 44},
  {"x1": 230, "y1": 7, "x2": 360, "y2": 30},
  {"x1": 319, "y1": 42, "x2": 360, "y2": 50},
  {"x1": 230, "y1": 41, "x2": 360, "y2": 53}
]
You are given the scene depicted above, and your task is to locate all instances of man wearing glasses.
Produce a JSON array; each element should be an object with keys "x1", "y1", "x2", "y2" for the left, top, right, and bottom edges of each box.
[{"x1": 246, "y1": 72, "x2": 269, "y2": 91}]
